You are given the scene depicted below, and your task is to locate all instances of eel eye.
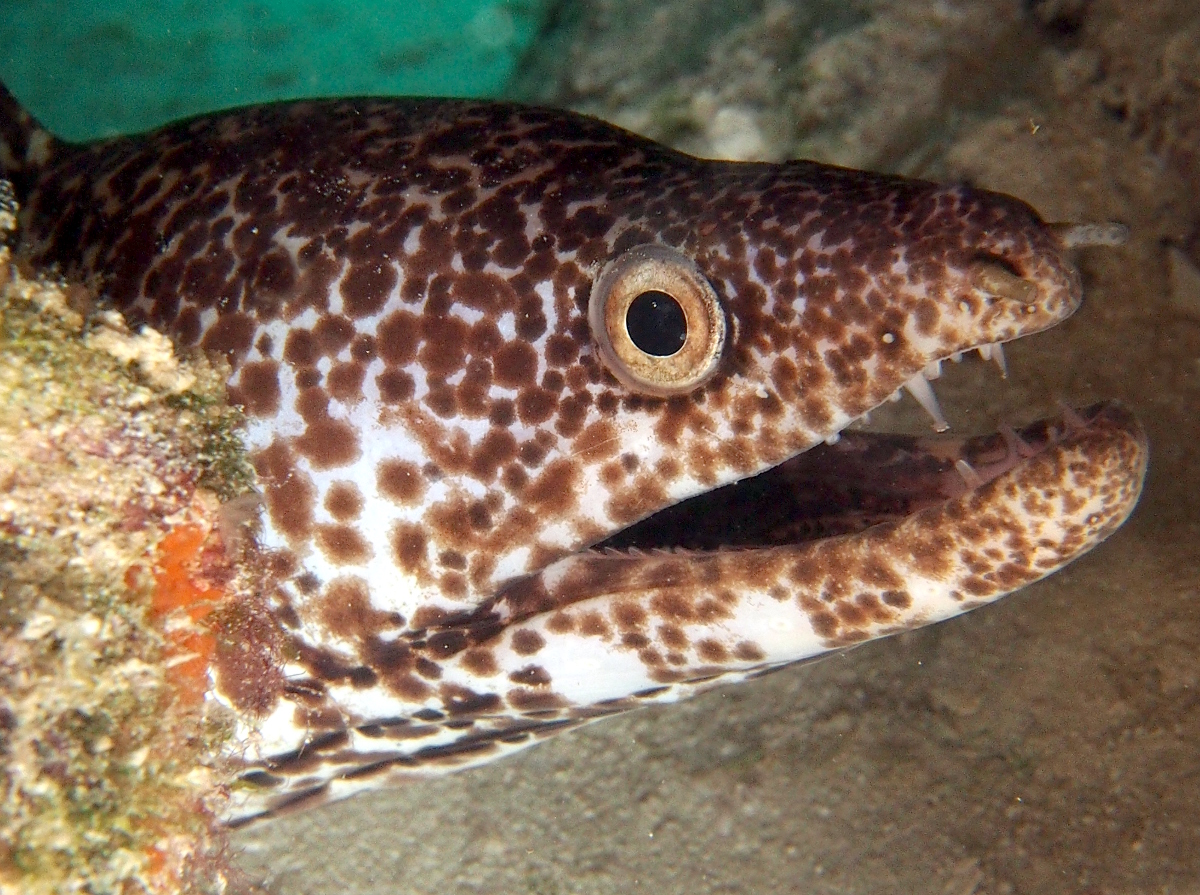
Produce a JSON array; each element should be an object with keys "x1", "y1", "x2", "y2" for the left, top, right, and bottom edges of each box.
[{"x1": 588, "y1": 244, "x2": 726, "y2": 396}]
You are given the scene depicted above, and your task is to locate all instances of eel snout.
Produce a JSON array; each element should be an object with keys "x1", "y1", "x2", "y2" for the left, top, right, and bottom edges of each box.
[{"x1": 962, "y1": 218, "x2": 1129, "y2": 337}]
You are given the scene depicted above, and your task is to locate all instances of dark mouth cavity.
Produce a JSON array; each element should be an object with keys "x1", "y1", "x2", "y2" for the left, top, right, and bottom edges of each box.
[{"x1": 597, "y1": 407, "x2": 1099, "y2": 554}]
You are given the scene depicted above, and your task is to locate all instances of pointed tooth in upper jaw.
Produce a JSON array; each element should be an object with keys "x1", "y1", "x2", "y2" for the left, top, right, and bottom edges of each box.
[
  {"x1": 974, "y1": 342, "x2": 1009, "y2": 375},
  {"x1": 924, "y1": 359, "x2": 943, "y2": 380},
  {"x1": 888, "y1": 389, "x2": 903, "y2": 403},
  {"x1": 824, "y1": 432, "x2": 841, "y2": 445},
  {"x1": 992, "y1": 342, "x2": 1008, "y2": 378},
  {"x1": 903, "y1": 372, "x2": 950, "y2": 432},
  {"x1": 950, "y1": 351, "x2": 963, "y2": 363}
]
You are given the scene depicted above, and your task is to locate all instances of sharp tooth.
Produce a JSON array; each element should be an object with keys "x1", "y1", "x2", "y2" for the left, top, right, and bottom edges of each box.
[
  {"x1": 950, "y1": 351, "x2": 963, "y2": 363},
  {"x1": 824, "y1": 432, "x2": 841, "y2": 445},
  {"x1": 888, "y1": 389, "x2": 903, "y2": 403},
  {"x1": 977, "y1": 344, "x2": 993, "y2": 362},
  {"x1": 955, "y1": 459, "x2": 983, "y2": 488},
  {"x1": 924, "y1": 360, "x2": 942, "y2": 380},
  {"x1": 903, "y1": 373, "x2": 950, "y2": 431},
  {"x1": 992, "y1": 342, "x2": 1008, "y2": 378}
]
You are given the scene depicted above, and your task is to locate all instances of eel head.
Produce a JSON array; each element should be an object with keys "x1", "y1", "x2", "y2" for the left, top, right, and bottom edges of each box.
[{"x1": 216, "y1": 120, "x2": 1145, "y2": 822}]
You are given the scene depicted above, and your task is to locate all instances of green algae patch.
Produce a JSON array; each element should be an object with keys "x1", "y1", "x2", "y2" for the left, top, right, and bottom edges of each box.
[{"x1": 0, "y1": 181, "x2": 261, "y2": 895}]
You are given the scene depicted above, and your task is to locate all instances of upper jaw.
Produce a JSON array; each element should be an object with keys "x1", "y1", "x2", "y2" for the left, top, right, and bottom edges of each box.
[{"x1": 849, "y1": 238, "x2": 1083, "y2": 435}]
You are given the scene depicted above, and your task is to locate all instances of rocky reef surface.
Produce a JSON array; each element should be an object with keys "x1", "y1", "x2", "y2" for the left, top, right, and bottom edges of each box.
[{"x1": 0, "y1": 182, "x2": 266, "y2": 895}]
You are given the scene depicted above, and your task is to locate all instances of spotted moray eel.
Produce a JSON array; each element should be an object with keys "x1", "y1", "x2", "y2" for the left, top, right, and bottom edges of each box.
[{"x1": 0, "y1": 83, "x2": 1147, "y2": 825}]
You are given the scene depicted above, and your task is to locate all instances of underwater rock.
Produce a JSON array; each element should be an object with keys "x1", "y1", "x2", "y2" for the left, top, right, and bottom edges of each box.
[{"x1": 0, "y1": 181, "x2": 265, "y2": 895}]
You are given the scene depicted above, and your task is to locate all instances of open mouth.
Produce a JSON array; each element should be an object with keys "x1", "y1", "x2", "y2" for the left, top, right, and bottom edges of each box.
[
  {"x1": 475, "y1": 391, "x2": 1147, "y2": 662},
  {"x1": 599, "y1": 399, "x2": 1134, "y2": 555}
]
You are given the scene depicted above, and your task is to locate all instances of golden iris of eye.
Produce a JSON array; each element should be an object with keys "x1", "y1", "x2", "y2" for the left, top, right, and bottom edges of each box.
[{"x1": 588, "y1": 245, "x2": 726, "y2": 396}]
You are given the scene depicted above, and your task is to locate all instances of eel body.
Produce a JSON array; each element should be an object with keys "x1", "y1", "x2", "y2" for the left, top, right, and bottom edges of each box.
[{"x1": 0, "y1": 83, "x2": 1147, "y2": 824}]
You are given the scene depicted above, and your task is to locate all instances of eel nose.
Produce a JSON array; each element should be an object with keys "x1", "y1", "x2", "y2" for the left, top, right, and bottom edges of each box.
[
  {"x1": 1049, "y1": 221, "x2": 1130, "y2": 249},
  {"x1": 969, "y1": 258, "x2": 1039, "y2": 305}
]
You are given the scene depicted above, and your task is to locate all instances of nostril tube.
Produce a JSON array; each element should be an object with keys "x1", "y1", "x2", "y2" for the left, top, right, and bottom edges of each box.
[
  {"x1": 1050, "y1": 221, "x2": 1130, "y2": 248},
  {"x1": 970, "y1": 261, "x2": 1038, "y2": 304}
]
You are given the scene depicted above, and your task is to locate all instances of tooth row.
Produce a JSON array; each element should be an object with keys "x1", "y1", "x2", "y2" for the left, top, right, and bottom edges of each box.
[
  {"x1": 977, "y1": 342, "x2": 1008, "y2": 377},
  {"x1": 899, "y1": 342, "x2": 1009, "y2": 433}
]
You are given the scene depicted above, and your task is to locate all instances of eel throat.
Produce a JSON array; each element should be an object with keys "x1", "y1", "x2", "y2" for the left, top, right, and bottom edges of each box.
[{"x1": 0, "y1": 83, "x2": 1147, "y2": 825}]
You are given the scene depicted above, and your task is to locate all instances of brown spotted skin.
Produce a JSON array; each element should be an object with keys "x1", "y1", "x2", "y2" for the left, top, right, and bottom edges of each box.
[{"x1": 0, "y1": 86, "x2": 1146, "y2": 825}]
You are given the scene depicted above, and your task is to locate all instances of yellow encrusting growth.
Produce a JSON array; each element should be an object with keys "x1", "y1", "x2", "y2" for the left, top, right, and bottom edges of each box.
[{"x1": 0, "y1": 182, "x2": 261, "y2": 895}]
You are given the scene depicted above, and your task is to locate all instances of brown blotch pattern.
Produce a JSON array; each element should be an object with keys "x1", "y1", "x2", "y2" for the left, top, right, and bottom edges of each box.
[
  {"x1": 324, "y1": 481, "x2": 364, "y2": 521},
  {"x1": 377, "y1": 458, "x2": 426, "y2": 504}
]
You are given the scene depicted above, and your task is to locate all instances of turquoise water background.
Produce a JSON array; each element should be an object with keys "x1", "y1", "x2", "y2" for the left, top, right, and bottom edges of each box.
[{"x1": 0, "y1": 0, "x2": 549, "y2": 141}]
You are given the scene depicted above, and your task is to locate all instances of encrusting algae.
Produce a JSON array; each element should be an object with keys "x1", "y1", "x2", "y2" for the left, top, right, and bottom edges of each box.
[{"x1": 0, "y1": 180, "x2": 268, "y2": 895}]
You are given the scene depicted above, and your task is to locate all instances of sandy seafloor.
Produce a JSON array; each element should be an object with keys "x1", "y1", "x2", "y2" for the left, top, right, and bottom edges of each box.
[
  {"x1": 8, "y1": 0, "x2": 1199, "y2": 892},
  {"x1": 229, "y1": 2, "x2": 1200, "y2": 893}
]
